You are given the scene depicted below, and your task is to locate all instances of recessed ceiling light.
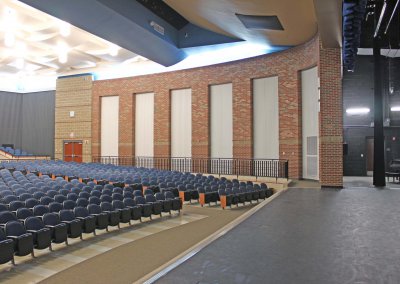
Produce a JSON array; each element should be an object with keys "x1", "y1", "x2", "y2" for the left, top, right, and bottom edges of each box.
[
  {"x1": 109, "y1": 44, "x2": 120, "y2": 56},
  {"x1": 59, "y1": 21, "x2": 71, "y2": 37},
  {"x1": 391, "y1": 106, "x2": 400, "y2": 112},
  {"x1": 346, "y1": 107, "x2": 370, "y2": 115}
]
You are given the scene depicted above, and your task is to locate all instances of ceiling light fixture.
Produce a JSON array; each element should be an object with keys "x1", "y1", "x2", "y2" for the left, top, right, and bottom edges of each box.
[
  {"x1": 4, "y1": 31, "x2": 15, "y2": 47},
  {"x1": 57, "y1": 41, "x2": 69, "y2": 64},
  {"x1": 59, "y1": 21, "x2": 71, "y2": 37},
  {"x1": 346, "y1": 107, "x2": 370, "y2": 115},
  {"x1": 391, "y1": 106, "x2": 400, "y2": 112},
  {"x1": 109, "y1": 44, "x2": 120, "y2": 56}
]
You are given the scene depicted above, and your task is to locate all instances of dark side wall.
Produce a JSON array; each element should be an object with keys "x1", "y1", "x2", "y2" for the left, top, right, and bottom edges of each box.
[
  {"x1": 0, "y1": 91, "x2": 55, "y2": 157},
  {"x1": 343, "y1": 55, "x2": 400, "y2": 176}
]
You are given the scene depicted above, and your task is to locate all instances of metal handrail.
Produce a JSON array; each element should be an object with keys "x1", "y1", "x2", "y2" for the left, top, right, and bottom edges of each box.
[{"x1": 92, "y1": 156, "x2": 289, "y2": 180}]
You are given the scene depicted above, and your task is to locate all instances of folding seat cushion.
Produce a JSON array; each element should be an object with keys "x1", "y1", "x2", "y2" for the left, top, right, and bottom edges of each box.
[
  {"x1": 74, "y1": 207, "x2": 96, "y2": 235},
  {"x1": 134, "y1": 196, "x2": 153, "y2": 218},
  {"x1": 112, "y1": 200, "x2": 131, "y2": 224},
  {"x1": 25, "y1": 198, "x2": 40, "y2": 209},
  {"x1": 164, "y1": 191, "x2": 181, "y2": 212},
  {"x1": 59, "y1": 210, "x2": 83, "y2": 239},
  {"x1": 123, "y1": 198, "x2": 142, "y2": 221},
  {"x1": 123, "y1": 186, "x2": 134, "y2": 194},
  {"x1": 40, "y1": 196, "x2": 54, "y2": 206},
  {"x1": 5, "y1": 221, "x2": 34, "y2": 257},
  {"x1": 63, "y1": 200, "x2": 76, "y2": 210},
  {"x1": 155, "y1": 193, "x2": 172, "y2": 213},
  {"x1": 33, "y1": 205, "x2": 49, "y2": 217},
  {"x1": 9, "y1": 201, "x2": 25, "y2": 212},
  {"x1": 16, "y1": 208, "x2": 33, "y2": 221},
  {"x1": 100, "y1": 202, "x2": 120, "y2": 228},
  {"x1": 0, "y1": 227, "x2": 14, "y2": 265},
  {"x1": 260, "y1": 183, "x2": 273, "y2": 198},
  {"x1": 87, "y1": 204, "x2": 109, "y2": 231},
  {"x1": 76, "y1": 198, "x2": 89, "y2": 208},
  {"x1": 24, "y1": 217, "x2": 52, "y2": 251},
  {"x1": 87, "y1": 181, "x2": 96, "y2": 189},
  {"x1": 42, "y1": 213, "x2": 68, "y2": 245},
  {"x1": 145, "y1": 194, "x2": 163, "y2": 217},
  {"x1": 78, "y1": 192, "x2": 90, "y2": 200},
  {"x1": 206, "y1": 187, "x2": 219, "y2": 204},
  {"x1": 48, "y1": 202, "x2": 63, "y2": 213}
]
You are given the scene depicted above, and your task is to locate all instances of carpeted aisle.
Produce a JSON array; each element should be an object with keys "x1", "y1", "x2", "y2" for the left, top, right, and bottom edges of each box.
[{"x1": 39, "y1": 204, "x2": 255, "y2": 284}]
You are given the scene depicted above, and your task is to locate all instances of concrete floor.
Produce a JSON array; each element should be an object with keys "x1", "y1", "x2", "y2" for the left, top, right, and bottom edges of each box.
[{"x1": 157, "y1": 187, "x2": 400, "y2": 284}]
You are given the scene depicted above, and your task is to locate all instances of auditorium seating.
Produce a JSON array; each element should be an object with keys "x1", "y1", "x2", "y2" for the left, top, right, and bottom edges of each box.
[{"x1": 0, "y1": 160, "x2": 274, "y2": 265}]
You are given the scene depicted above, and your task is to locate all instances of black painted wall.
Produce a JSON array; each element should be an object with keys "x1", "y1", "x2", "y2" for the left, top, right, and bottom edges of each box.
[
  {"x1": 343, "y1": 55, "x2": 400, "y2": 176},
  {"x1": 0, "y1": 91, "x2": 55, "y2": 157}
]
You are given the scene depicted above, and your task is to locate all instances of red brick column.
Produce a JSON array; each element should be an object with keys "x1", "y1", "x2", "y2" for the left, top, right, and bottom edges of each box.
[
  {"x1": 279, "y1": 72, "x2": 302, "y2": 179},
  {"x1": 154, "y1": 88, "x2": 171, "y2": 157},
  {"x1": 319, "y1": 47, "x2": 343, "y2": 187}
]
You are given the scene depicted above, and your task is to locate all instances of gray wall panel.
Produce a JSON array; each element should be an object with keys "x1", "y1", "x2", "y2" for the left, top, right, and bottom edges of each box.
[
  {"x1": 0, "y1": 92, "x2": 23, "y2": 149},
  {"x1": 21, "y1": 91, "x2": 55, "y2": 157}
]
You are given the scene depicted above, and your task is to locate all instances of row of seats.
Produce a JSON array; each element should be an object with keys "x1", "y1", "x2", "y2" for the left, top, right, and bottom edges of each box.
[{"x1": 0, "y1": 147, "x2": 31, "y2": 157}]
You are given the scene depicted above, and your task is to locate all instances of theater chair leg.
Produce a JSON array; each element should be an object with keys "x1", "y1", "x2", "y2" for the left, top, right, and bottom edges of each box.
[
  {"x1": 139, "y1": 218, "x2": 142, "y2": 223},
  {"x1": 93, "y1": 231, "x2": 97, "y2": 236},
  {"x1": 129, "y1": 221, "x2": 132, "y2": 225},
  {"x1": 80, "y1": 234, "x2": 83, "y2": 240},
  {"x1": 49, "y1": 244, "x2": 53, "y2": 252},
  {"x1": 11, "y1": 256, "x2": 15, "y2": 266},
  {"x1": 169, "y1": 211, "x2": 172, "y2": 216},
  {"x1": 150, "y1": 216, "x2": 153, "y2": 220},
  {"x1": 118, "y1": 224, "x2": 121, "y2": 229},
  {"x1": 106, "y1": 227, "x2": 109, "y2": 232},
  {"x1": 31, "y1": 251, "x2": 35, "y2": 258},
  {"x1": 65, "y1": 239, "x2": 69, "y2": 246}
]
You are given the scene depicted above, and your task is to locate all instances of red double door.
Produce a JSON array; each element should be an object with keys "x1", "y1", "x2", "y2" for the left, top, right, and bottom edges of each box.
[{"x1": 64, "y1": 141, "x2": 83, "y2": 163}]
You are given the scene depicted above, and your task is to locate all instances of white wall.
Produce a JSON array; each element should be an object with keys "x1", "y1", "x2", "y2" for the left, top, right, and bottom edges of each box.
[
  {"x1": 135, "y1": 92, "x2": 154, "y2": 157},
  {"x1": 301, "y1": 67, "x2": 319, "y2": 180},
  {"x1": 210, "y1": 83, "x2": 233, "y2": 158},
  {"x1": 253, "y1": 76, "x2": 279, "y2": 159},
  {"x1": 171, "y1": 89, "x2": 192, "y2": 157},
  {"x1": 101, "y1": 96, "x2": 119, "y2": 156}
]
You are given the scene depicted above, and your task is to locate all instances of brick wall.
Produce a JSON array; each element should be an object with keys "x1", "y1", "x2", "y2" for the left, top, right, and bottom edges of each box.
[
  {"x1": 55, "y1": 75, "x2": 92, "y2": 162},
  {"x1": 92, "y1": 36, "x2": 327, "y2": 181},
  {"x1": 319, "y1": 46, "x2": 343, "y2": 187}
]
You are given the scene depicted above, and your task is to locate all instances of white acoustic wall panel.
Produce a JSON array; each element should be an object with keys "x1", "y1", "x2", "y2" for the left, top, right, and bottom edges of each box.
[
  {"x1": 171, "y1": 89, "x2": 192, "y2": 157},
  {"x1": 171, "y1": 89, "x2": 192, "y2": 172},
  {"x1": 253, "y1": 76, "x2": 279, "y2": 159},
  {"x1": 101, "y1": 96, "x2": 119, "y2": 157},
  {"x1": 301, "y1": 67, "x2": 319, "y2": 180},
  {"x1": 135, "y1": 93, "x2": 154, "y2": 157},
  {"x1": 210, "y1": 83, "x2": 233, "y2": 159}
]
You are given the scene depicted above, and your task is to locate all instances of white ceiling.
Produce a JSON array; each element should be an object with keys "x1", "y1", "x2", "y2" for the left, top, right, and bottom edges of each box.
[{"x1": 0, "y1": 0, "x2": 145, "y2": 79}]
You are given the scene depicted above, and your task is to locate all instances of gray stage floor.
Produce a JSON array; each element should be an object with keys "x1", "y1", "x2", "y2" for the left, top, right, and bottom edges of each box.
[{"x1": 157, "y1": 187, "x2": 400, "y2": 284}]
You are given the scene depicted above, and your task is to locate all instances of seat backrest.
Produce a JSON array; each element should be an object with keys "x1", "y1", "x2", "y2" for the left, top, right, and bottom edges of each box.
[
  {"x1": 40, "y1": 196, "x2": 54, "y2": 205},
  {"x1": 0, "y1": 227, "x2": 6, "y2": 241},
  {"x1": 123, "y1": 192, "x2": 134, "y2": 199},
  {"x1": 112, "y1": 193, "x2": 123, "y2": 201},
  {"x1": 3, "y1": 195, "x2": 18, "y2": 203},
  {"x1": 42, "y1": 212, "x2": 60, "y2": 226},
  {"x1": 143, "y1": 189, "x2": 154, "y2": 196},
  {"x1": 59, "y1": 209, "x2": 75, "y2": 221},
  {"x1": 90, "y1": 190, "x2": 101, "y2": 197},
  {"x1": 49, "y1": 202, "x2": 63, "y2": 213},
  {"x1": 79, "y1": 192, "x2": 90, "y2": 199},
  {"x1": 33, "y1": 205, "x2": 49, "y2": 216},
  {"x1": 123, "y1": 198, "x2": 135, "y2": 207},
  {"x1": 25, "y1": 198, "x2": 39, "y2": 208},
  {"x1": 67, "y1": 193, "x2": 78, "y2": 201},
  {"x1": 63, "y1": 200, "x2": 76, "y2": 210},
  {"x1": 112, "y1": 200, "x2": 124, "y2": 210},
  {"x1": 9, "y1": 200, "x2": 25, "y2": 211},
  {"x1": 25, "y1": 216, "x2": 45, "y2": 230},
  {"x1": 47, "y1": 190, "x2": 58, "y2": 198},
  {"x1": 100, "y1": 195, "x2": 112, "y2": 203},
  {"x1": 59, "y1": 189, "x2": 70, "y2": 196},
  {"x1": 54, "y1": 194, "x2": 67, "y2": 203},
  {"x1": 76, "y1": 198, "x2": 89, "y2": 207},
  {"x1": 133, "y1": 190, "x2": 143, "y2": 197},
  {"x1": 33, "y1": 191, "x2": 46, "y2": 200},
  {"x1": 102, "y1": 189, "x2": 112, "y2": 196},
  {"x1": 5, "y1": 220, "x2": 26, "y2": 236},
  {"x1": 89, "y1": 196, "x2": 101, "y2": 205},
  {"x1": 88, "y1": 204, "x2": 102, "y2": 215},
  {"x1": 145, "y1": 194, "x2": 156, "y2": 203},
  {"x1": 100, "y1": 201, "x2": 113, "y2": 212},
  {"x1": 0, "y1": 211, "x2": 17, "y2": 224},
  {"x1": 74, "y1": 206, "x2": 89, "y2": 218},
  {"x1": 164, "y1": 191, "x2": 175, "y2": 200},
  {"x1": 16, "y1": 208, "x2": 33, "y2": 219},
  {"x1": 113, "y1": 187, "x2": 123, "y2": 194},
  {"x1": 155, "y1": 192, "x2": 165, "y2": 201},
  {"x1": 134, "y1": 196, "x2": 146, "y2": 205},
  {"x1": 0, "y1": 203, "x2": 8, "y2": 212}
]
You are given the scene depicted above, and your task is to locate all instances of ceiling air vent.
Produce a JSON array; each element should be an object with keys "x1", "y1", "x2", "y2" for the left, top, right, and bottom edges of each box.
[{"x1": 236, "y1": 14, "x2": 284, "y2": 30}]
